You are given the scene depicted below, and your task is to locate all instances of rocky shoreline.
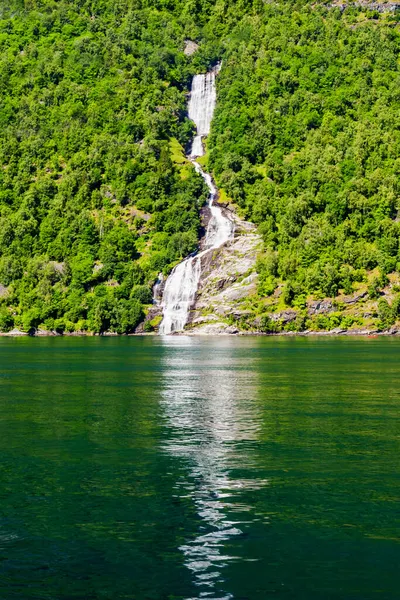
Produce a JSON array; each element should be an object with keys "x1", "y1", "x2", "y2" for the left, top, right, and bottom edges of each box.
[{"x1": 0, "y1": 326, "x2": 399, "y2": 337}]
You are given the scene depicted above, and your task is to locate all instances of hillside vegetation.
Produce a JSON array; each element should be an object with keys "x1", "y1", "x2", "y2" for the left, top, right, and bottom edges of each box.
[
  {"x1": 1, "y1": 0, "x2": 400, "y2": 333},
  {"x1": 208, "y1": 3, "x2": 400, "y2": 331},
  {"x1": 0, "y1": 0, "x2": 215, "y2": 333}
]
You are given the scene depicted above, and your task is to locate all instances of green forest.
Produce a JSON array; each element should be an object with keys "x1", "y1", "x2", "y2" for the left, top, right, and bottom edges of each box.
[
  {"x1": 209, "y1": 2, "x2": 400, "y2": 331},
  {"x1": 1, "y1": 0, "x2": 400, "y2": 333}
]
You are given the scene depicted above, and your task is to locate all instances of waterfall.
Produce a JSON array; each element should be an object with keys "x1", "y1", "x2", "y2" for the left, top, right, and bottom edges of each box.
[
  {"x1": 188, "y1": 69, "x2": 217, "y2": 158},
  {"x1": 194, "y1": 163, "x2": 234, "y2": 249},
  {"x1": 158, "y1": 258, "x2": 202, "y2": 336},
  {"x1": 159, "y1": 66, "x2": 234, "y2": 335}
]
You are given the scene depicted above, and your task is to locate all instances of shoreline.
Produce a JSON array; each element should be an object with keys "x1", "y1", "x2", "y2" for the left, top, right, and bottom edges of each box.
[{"x1": 0, "y1": 328, "x2": 397, "y2": 338}]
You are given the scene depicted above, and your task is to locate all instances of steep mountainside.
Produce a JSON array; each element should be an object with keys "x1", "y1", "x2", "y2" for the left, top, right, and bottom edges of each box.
[
  {"x1": 0, "y1": 0, "x2": 217, "y2": 334},
  {"x1": 205, "y1": 3, "x2": 400, "y2": 334},
  {"x1": 2, "y1": 0, "x2": 400, "y2": 334}
]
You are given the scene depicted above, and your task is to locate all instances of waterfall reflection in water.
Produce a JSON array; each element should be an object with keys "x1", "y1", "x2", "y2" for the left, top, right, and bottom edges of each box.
[{"x1": 160, "y1": 337, "x2": 268, "y2": 599}]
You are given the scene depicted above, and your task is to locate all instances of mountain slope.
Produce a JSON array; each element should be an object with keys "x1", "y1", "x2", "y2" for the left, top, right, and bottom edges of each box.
[
  {"x1": 2, "y1": 0, "x2": 400, "y2": 334},
  {"x1": 0, "y1": 0, "x2": 212, "y2": 333},
  {"x1": 207, "y1": 3, "x2": 400, "y2": 333}
]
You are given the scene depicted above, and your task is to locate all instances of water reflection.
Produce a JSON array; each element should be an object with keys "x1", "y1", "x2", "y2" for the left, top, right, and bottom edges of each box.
[{"x1": 160, "y1": 337, "x2": 267, "y2": 599}]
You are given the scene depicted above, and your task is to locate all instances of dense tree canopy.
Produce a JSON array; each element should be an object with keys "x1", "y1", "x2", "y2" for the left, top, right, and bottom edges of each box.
[
  {"x1": 1, "y1": 0, "x2": 400, "y2": 333},
  {"x1": 209, "y1": 4, "x2": 400, "y2": 314},
  {"x1": 0, "y1": 0, "x2": 215, "y2": 333}
]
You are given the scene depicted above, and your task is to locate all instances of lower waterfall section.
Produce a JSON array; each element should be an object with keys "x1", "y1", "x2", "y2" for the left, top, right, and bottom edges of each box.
[
  {"x1": 159, "y1": 255, "x2": 202, "y2": 335},
  {"x1": 159, "y1": 162, "x2": 234, "y2": 334}
]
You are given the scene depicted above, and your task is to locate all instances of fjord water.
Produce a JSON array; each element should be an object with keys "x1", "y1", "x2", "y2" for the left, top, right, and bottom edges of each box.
[{"x1": 0, "y1": 337, "x2": 399, "y2": 599}]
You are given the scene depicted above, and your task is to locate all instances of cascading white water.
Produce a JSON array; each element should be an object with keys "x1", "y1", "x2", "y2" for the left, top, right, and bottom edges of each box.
[
  {"x1": 194, "y1": 163, "x2": 234, "y2": 249},
  {"x1": 188, "y1": 69, "x2": 217, "y2": 158},
  {"x1": 158, "y1": 257, "x2": 202, "y2": 336},
  {"x1": 159, "y1": 66, "x2": 234, "y2": 335}
]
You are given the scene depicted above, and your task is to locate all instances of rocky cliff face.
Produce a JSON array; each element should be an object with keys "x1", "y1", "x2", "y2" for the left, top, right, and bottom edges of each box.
[
  {"x1": 187, "y1": 217, "x2": 263, "y2": 334},
  {"x1": 140, "y1": 194, "x2": 400, "y2": 336},
  {"x1": 138, "y1": 204, "x2": 400, "y2": 336},
  {"x1": 137, "y1": 209, "x2": 263, "y2": 335}
]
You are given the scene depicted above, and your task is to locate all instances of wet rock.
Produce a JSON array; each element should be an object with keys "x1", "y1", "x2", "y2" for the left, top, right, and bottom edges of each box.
[
  {"x1": 36, "y1": 329, "x2": 59, "y2": 336},
  {"x1": 216, "y1": 276, "x2": 236, "y2": 290},
  {"x1": 190, "y1": 322, "x2": 239, "y2": 335},
  {"x1": 0, "y1": 328, "x2": 28, "y2": 336},
  {"x1": 231, "y1": 216, "x2": 257, "y2": 234},
  {"x1": 193, "y1": 233, "x2": 262, "y2": 321},
  {"x1": 153, "y1": 273, "x2": 165, "y2": 305}
]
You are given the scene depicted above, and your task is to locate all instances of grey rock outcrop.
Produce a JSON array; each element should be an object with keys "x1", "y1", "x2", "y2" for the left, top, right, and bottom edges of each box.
[
  {"x1": 340, "y1": 291, "x2": 368, "y2": 305},
  {"x1": 188, "y1": 228, "x2": 263, "y2": 334},
  {"x1": 189, "y1": 322, "x2": 240, "y2": 335},
  {"x1": 184, "y1": 40, "x2": 199, "y2": 56},
  {"x1": 330, "y1": 1, "x2": 400, "y2": 12},
  {"x1": 307, "y1": 300, "x2": 335, "y2": 315},
  {"x1": 270, "y1": 310, "x2": 298, "y2": 323}
]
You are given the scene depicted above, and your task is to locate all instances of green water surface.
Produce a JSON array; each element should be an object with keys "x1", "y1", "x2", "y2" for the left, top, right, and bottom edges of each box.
[{"x1": 0, "y1": 336, "x2": 399, "y2": 599}]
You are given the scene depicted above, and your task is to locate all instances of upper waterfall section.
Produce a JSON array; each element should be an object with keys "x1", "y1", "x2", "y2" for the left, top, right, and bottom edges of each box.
[{"x1": 188, "y1": 66, "x2": 219, "y2": 158}]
